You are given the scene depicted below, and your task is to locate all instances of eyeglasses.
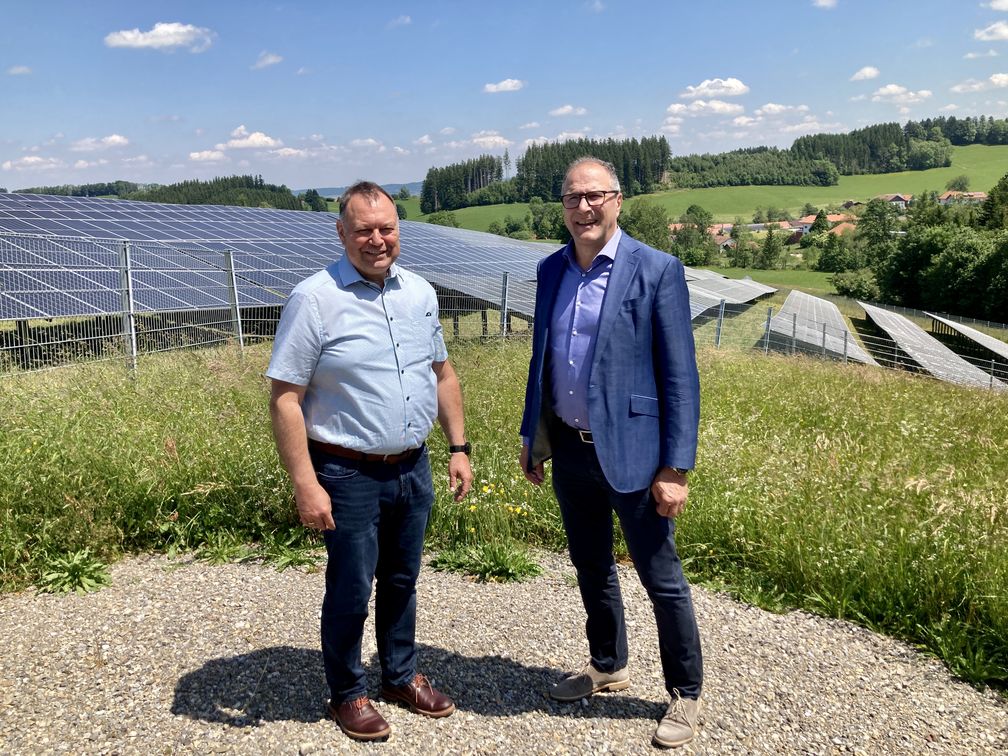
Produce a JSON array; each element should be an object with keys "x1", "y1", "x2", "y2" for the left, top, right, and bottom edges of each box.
[{"x1": 560, "y1": 190, "x2": 619, "y2": 210}]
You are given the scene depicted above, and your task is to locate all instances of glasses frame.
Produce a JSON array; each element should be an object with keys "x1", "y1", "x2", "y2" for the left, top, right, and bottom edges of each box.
[{"x1": 560, "y1": 190, "x2": 620, "y2": 210}]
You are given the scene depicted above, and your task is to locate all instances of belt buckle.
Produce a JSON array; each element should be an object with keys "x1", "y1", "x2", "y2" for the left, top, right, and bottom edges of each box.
[{"x1": 578, "y1": 429, "x2": 594, "y2": 444}]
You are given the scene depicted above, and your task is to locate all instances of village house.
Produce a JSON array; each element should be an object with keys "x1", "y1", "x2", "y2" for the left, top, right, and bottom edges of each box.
[{"x1": 937, "y1": 191, "x2": 988, "y2": 206}]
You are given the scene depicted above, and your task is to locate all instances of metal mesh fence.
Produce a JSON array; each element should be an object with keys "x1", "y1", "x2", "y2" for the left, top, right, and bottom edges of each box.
[{"x1": 2, "y1": 231, "x2": 1007, "y2": 390}]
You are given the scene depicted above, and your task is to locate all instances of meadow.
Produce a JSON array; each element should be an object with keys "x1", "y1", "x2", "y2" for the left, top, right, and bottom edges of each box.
[
  {"x1": 365, "y1": 144, "x2": 1008, "y2": 230},
  {"x1": 1, "y1": 339, "x2": 1006, "y2": 687}
]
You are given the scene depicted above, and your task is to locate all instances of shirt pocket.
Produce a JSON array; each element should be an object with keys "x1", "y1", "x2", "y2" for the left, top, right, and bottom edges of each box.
[{"x1": 629, "y1": 393, "x2": 659, "y2": 417}]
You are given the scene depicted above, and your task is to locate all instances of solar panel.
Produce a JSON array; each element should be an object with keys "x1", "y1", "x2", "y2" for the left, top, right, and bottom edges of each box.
[
  {"x1": 859, "y1": 301, "x2": 1005, "y2": 390},
  {"x1": 0, "y1": 194, "x2": 770, "y2": 329},
  {"x1": 925, "y1": 312, "x2": 1008, "y2": 363},
  {"x1": 770, "y1": 290, "x2": 877, "y2": 365}
]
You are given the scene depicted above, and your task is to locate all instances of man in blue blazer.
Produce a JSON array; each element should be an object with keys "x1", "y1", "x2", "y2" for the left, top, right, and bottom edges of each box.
[{"x1": 520, "y1": 157, "x2": 703, "y2": 749}]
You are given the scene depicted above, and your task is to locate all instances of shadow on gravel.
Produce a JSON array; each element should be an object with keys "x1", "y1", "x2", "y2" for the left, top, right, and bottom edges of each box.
[
  {"x1": 172, "y1": 643, "x2": 663, "y2": 727},
  {"x1": 416, "y1": 643, "x2": 663, "y2": 722},
  {"x1": 171, "y1": 646, "x2": 328, "y2": 726}
]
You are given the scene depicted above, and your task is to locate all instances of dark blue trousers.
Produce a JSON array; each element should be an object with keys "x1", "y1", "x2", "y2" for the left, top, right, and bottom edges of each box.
[
  {"x1": 550, "y1": 423, "x2": 703, "y2": 699},
  {"x1": 312, "y1": 445, "x2": 434, "y2": 705}
]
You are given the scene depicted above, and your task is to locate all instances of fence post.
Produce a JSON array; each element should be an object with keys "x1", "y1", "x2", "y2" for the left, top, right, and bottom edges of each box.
[
  {"x1": 843, "y1": 331, "x2": 849, "y2": 364},
  {"x1": 714, "y1": 299, "x2": 726, "y2": 348},
  {"x1": 118, "y1": 241, "x2": 138, "y2": 374},
  {"x1": 992, "y1": 358, "x2": 997, "y2": 391},
  {"x1": 499, "y1": 272, "x2": 510, "y2": 337},
  {"x1": 763, "y1": 306, "x2": 773, "y2": 355},
  {"x1": 821, "y1": 322, "x2": 828, "y2": 357},
  {"x1": 791, "y1": 312, "x2": 798, "y2": 355},
  {"x1": 224, "y1": 250, "x2": 245, "y2": 351}
]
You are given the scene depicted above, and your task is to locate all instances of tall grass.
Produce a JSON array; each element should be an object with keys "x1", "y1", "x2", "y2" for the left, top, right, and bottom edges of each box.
[{"x1": 1, "y1": 340, "x2": 1006, "y2": 686}]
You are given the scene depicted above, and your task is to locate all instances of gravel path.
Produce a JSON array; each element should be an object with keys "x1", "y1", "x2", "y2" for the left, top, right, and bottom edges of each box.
[{"x1": 0, "y1": 550, "x2": 1005, "y2": 755}]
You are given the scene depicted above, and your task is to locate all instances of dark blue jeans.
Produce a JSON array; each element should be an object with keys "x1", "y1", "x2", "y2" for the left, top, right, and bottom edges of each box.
[
  {"x1": 550, "y1": 423, "x2": 703, "y2": 699},
  {"x1": 312, "y1": 445, "x2": 434, "y2": 705}
]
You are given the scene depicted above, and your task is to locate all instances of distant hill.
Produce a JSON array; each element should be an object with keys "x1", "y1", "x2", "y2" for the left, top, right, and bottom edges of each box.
[{"x1": 302, "y1": 181, "x2": 423, "y2": 199}]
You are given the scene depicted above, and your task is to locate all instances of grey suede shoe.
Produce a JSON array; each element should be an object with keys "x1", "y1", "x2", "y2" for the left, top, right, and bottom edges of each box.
[
  {"x1": 653, "y1": 691, "x2": 701, "y2": 748},
  {"x1": 549, "y1": 661, "x2": 630, "y2": 702}
]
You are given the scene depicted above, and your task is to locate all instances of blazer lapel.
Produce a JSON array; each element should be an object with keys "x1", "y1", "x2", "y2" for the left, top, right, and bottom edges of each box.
[{"x1": 591, "y1": 233, "x2": 639, "y2": 370}]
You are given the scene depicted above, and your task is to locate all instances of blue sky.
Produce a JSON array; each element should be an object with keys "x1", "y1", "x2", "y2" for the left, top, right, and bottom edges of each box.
[{"x1": 3, "y1": 1, "x2": 1008, "y2": 191}]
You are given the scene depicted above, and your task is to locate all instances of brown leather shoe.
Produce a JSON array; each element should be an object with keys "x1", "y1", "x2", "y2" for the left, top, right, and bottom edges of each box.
[
  {"x1": 327, "y1": 696, "x2": 391, "y2": 741},
  {"x1": 381, "y1": 673, "x2": 456, "y2": 718}
]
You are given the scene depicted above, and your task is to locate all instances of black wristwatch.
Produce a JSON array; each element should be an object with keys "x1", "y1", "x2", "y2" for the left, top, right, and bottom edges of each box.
[
  {"x1": 672, "y1": 467, "x2": 689, "y2": 476},
  {"x1": 449, "y1": 442, "x2": 472, "y2": 455}
]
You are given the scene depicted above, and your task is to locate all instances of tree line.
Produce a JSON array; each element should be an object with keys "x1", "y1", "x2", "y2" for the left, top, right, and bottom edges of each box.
[
  {"x1": 419, "y1": 155, "x2": 506, "y2": 213},
  {"x1": 14, "y1": 180, "x2": 145, "y2": 197},
  {"x1": 792, "y1": 120, "x2": 958, "y2": 174},
  {"x1": 129, "y1": 175, "x2": 302, "y2": 210}
]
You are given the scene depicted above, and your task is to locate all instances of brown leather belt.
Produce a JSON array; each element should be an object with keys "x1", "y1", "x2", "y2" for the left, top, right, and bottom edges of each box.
[{"x1": 308, "y1": 439, "x2": 420, "y2": 464}]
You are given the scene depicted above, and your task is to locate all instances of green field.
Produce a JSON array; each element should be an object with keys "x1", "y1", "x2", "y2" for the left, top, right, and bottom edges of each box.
[
  {"x1": 355, "y1": 144, "x2": 1008, "y2": 231},
  {"x1": 2, "y1": 341, "x2": 1007, "y2": 686}
]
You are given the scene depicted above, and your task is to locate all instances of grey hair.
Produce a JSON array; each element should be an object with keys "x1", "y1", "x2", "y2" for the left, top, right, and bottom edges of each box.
[{"x1": 563, "y1": 157, "x2": 621, "y2": 193}]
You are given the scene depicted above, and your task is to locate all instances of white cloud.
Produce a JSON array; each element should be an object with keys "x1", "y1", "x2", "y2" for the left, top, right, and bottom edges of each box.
[
  {"x1": 252, "y1": 51, "x2": 283, "y2": 70},
  {"x1": 471, "y1": 130, "x2": 512, "y2": 148},
  {"x1": 667, "y1": 99, "x2": 744, "y2": 116},
  {"x1": 70, "y1": 134, "x2": 129, "y2": 152},
  {"x1": 780, "y1": 117, "x2": 827, "y2": 134},
  {"x1": 104, "y1": 22, "x2": 215, "y2": 53},
  {"x1": 440, "y1": 127, "x2": 456, "y2": 135},
  {"x1": 555, "y1": 130, "x2": 591, "y2": 142},
  {"x1": 483, "y1": 78, "x2": 525, "y2": 93},
  {"x1": 680, "y1": 77, "x2": 749, "y2": 99},
  {"x1": 849, "y1": 94, "x2": 867, "y2": 102},
  {"x1": 964, "y1": 49, "x2": 999, "y2": 59},
  {"x1": 976, "y1": 21, "x2": 1008, "y2": 41},
  {"x1": 123, "y1": 155, "x2": 150, "y2": 164},
  {"x1": 550, "y1": 104, "x2": 588, "y2": 116},
  {"x1": 6, "y1": 65, "x2": 31, "y2": 75},
  {"x1": 951, "y1": 73, "x2": 1008, "y2": 92},
  {"x1": 73, "y1": 159, "x2": 109, "y2": 169},
  {"x1": 755, "y1": 102, "x2": 808, "y2": 116},
  {"x1": 520, "y1": 121, "x2": 540, "y2": 129},
  {"x1": 296, "y1": 67, "x2": 310, "y2": 75},
  {"x1": 812, "y1": 0, "x2": 837, "y2": 8},
  {"x1": 271, "y1": 148, "x2": 307, "y2": 158},
  {"x1": 871, "y1": 83, "x2": 932, "y2": 105},
  {"x1": 350, "y1": 138, "x2": 385, "y2": 152},
  {"x1": 940, "y1": 103, "x2": 960, "y2": 112},
  {"x1": 585, "y1": 0, "x2": 605, "y2": 12},
  {"x1": 189, "y1": 150, "x2": 226, "y2": 162},
  {"x1": 660, "y1": 118, "x2": 681, "y2": 135},
  {"x1": 393, "y1": 146, "x2": 409, "y2": 155},
  {"x1": 733, "y1": 116, "x2": 758, "y2": 127},
  {"x1": 387, "y1": 15, "x2": 411, "y2": 28},
  {"x1": 2, "y1": 155, "x2": 62, "y2": 171},
  {"x1": 522, "y1": 136, "x2": 550, "y2": 148},
  {"x1": 850, "y1": 66, "x2": 879, "y2": 81},
  {"x1": 991, "y1": 0, "x2": 1008, "y2": 10},
  {"x1": 217, "y1": 125, "x2": 282, "y2": 150},
  {"x1": 415, "y1": 134, "x2": 433, "y2": 145}
]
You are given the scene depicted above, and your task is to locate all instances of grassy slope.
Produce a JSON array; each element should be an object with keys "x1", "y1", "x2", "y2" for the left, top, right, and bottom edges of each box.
[
  {"x1": 3, "y1": 341, "x2": 1007, "y2": 685},
  {"x1": 383, "y1": 144, "x2": 1008, "y2": 230}
]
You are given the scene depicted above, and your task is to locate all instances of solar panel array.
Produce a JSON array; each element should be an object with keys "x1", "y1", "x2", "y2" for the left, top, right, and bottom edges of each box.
[
  {"x1": 684, "y1": 267, "x2": 776, "y2": 304},
  {"x1": 925, "y1": 312, "x2": 1008, "y2": 363},
  {"x1": 0, "y1": 194, "x2": 781, "y2": 327},
  {"x1": 859, "y1": 301, "x2": 1005, "y2": 390},
  {"x1": 0, "y1": 193, "x2": 553, "y2": 321},
  {"x1": 770, "y1": 290, "x2": 877, "y2": 365}
]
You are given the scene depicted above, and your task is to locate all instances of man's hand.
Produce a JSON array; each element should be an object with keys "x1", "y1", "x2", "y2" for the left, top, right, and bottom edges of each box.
[
  {"x1": 651, "y1": 467, "x2": 689, "y2": 519},
  {"x1": 295, "y1": 480, "x2": 336, "y2": 531},
  {"x1": 520, "y1": 443, "x2": 545, "y2": 486},
  {"x1": 449, "y1": 452, "x2": 474, "y2": 501}
]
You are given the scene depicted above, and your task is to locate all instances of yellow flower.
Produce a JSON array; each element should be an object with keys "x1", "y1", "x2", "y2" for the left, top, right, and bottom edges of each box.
[{"x1": 468, "y1": 504, "x2": 477, "y2": 512}]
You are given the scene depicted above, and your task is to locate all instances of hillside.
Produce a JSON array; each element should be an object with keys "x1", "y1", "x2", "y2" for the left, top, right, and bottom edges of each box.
[{"x1": 399, "y1": 144, "x2": 1008, "y2": 230}]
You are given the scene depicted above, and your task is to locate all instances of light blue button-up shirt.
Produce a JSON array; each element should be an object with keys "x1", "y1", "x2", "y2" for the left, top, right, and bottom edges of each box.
[
  {"x1": 549, "y1": 228, "x2": 622, "y2": 431},
  {"x1": 266, "y1": 255, "x2": 448, "y2": 454}
]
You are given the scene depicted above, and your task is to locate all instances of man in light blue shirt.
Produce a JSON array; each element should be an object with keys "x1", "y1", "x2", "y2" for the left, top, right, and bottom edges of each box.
[{"x1": 268, "y1": 181, "x2": 473, "y2": 742}]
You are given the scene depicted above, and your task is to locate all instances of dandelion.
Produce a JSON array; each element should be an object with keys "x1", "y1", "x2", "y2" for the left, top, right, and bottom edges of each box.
[{"x1": 468, "y1": 504, "x2": 477, "y2": 512}]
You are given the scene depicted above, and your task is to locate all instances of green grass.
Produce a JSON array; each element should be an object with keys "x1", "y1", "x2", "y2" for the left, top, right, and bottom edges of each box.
[
  {"x1": 707, "y1": 266, "x2": 837, "y2": 296},
  {"x1": 2, "y1": 339, "x2": 1007, "y2": 686}
]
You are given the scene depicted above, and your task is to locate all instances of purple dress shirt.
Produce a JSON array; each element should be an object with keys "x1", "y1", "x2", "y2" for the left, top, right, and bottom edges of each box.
[{"x1": 549, "y1": 228, "x2": 623, "y2": 431}]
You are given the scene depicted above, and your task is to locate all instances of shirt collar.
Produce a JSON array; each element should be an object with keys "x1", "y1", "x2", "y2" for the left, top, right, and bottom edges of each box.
[
  {"x1": 334, "y1": 254, "x2": 401, "y2": 288},
  {"x1": 563, "y1": 227, "x2": 623, "y2": 269}
]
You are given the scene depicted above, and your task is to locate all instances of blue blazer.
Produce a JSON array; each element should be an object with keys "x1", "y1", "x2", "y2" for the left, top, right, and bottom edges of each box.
[{"x1": 520, "y1": 232, "x2": 700, "y2": 493}]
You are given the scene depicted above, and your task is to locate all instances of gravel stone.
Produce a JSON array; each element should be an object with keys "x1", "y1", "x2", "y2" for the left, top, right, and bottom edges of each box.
[{"x1": 0, "y1": 550, "x2": 1005, "y2": 754}]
